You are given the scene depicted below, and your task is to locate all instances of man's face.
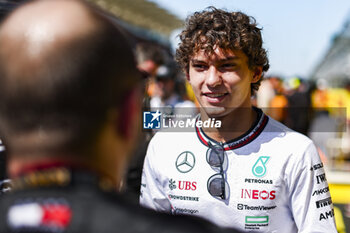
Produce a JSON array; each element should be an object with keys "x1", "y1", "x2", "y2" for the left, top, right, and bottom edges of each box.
[{"x1": 188, "y1": 47, "x2": 259, "y2": 117}]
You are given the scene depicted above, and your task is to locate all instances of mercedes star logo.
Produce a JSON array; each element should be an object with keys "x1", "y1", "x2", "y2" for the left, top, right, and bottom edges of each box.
[{"x1": 176, "y1": 151, "x2": 195, "y2": 173}]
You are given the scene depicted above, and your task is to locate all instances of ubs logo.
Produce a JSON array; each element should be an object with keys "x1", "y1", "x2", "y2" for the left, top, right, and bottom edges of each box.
[
  {"x1": 168, "y1": 179, "x2": 197, "y2": 191},
  {"x1": 169, "y1": 179, "x2": 176, "y2": 190},
  {"x1": 176, "y1": 151, "x2": 195, "y2": 173}
]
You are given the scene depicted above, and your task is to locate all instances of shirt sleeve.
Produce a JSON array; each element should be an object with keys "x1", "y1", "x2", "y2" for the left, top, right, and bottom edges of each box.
[
  {"x1": 287, "y1": 142, "x2": 337, "y2": 233},
  {"x1": 139, "y1": 136, "x2": 172, "y2": 213}
]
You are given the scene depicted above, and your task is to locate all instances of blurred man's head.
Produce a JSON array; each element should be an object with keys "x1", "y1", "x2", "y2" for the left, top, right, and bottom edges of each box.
[
  {"x1": 154, "y1": 63, "x2": 177, "y2": 100},
  {"x1": 135, "y1": 42, "x2": 165, "y2": 77},
  {"x1": 0, "y1": 0, "x2": 141, "y2": 181}
]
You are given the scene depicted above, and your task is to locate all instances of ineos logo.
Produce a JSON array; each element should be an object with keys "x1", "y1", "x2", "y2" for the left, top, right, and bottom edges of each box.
[{"x1": 176, "y1": 151, "x2": 195, "y2": 173}]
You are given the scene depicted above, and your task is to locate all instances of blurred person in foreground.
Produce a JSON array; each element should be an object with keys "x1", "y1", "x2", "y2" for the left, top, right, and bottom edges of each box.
[
  {"x1": 0, "y1": 0, "x2": 23, "y2": 195},
  {"x1": 140, "y1": 7, "x2": 337, "y2": 232},
  {"x1": 0, "y1": 1, "x2": 243, "y2": 233}
]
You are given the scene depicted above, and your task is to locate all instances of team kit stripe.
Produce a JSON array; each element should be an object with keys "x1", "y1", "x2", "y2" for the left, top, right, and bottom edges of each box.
[
  {"x1": 225, "y1": 115, "x2": 268, "y2": 150},
  {"x1": 196, "y1": 110, "x2": 268, "y2": 150},
  {"x1": 196, "y1": 126, "x2": 209, "y2": 147}
]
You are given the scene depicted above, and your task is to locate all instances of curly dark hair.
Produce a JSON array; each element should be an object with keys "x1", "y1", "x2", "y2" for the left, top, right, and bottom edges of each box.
[{"x1": 175, "y1": 7, "x2": 269, "y2": 94}]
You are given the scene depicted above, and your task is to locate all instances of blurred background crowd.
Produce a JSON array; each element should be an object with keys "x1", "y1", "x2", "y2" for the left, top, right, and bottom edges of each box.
[{"x1": 0, "y1": 0, "x2": 350, "y2": 232}]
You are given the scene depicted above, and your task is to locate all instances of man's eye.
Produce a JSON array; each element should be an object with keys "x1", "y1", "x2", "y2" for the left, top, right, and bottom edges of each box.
[
  {"x1": 218, "y1": 63, "x2": 237, "y2": 72},
  {"x1": 192, "y1": 64, "x2": 207, "y2": 70},
  {"x1": 222, "y1": 63, "x2": 235, "y2": 69}
]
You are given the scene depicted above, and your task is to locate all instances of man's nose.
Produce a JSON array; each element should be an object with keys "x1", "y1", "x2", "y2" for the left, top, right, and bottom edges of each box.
[{"x1": 206, "y1": 66, "x2": 222, "y2": 87}]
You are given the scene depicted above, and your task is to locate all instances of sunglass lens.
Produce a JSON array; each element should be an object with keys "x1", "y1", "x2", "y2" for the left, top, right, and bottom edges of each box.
[
  {"x1": 208, "y1": 177, "x2": 224, "y2": 198},
  {"x1": 208, "y1": 147, "x2": 224, "y2": 167}
]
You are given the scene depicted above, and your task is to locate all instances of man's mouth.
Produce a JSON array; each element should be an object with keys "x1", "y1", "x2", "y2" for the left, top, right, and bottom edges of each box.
[
  {"x1": 203, "y1": 93, "x2": 228, "y2": 98},
  {"x1": 202, "y1": 93, "x2": 228, "y2": 103}
]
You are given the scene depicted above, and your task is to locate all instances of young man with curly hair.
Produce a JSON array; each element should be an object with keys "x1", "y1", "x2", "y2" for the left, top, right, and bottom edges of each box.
[{"x1": 140, "y1": 7, "x2": 337, "y2": 233}]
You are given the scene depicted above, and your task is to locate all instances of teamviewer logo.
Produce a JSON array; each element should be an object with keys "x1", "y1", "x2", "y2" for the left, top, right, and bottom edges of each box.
[{"x1": 143, "y1": 110, "x2": 161, "y2": 129}]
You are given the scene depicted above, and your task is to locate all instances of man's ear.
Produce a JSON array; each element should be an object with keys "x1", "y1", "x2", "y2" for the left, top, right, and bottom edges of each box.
[
  {"x1": 118, "y1": 87, "x2": 141, "y2": 140},
  {"x1": 252, "y1": 66, "x2": 263, "y2": 83}
]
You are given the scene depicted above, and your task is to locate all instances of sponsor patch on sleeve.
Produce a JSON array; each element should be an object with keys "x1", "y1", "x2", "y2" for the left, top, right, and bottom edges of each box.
[{"x1": 8, "y1": 199, "x2": 72, "y2": 232}]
